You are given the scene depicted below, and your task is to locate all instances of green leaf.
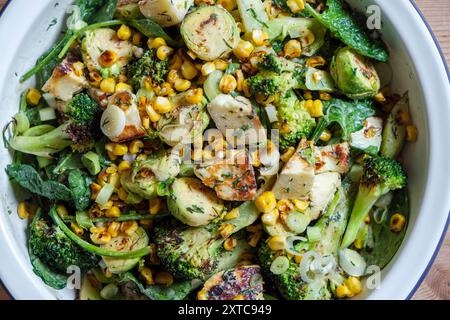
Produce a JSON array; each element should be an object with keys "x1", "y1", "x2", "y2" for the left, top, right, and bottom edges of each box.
[
  {"x1": 6, "y1": 164, "x2": 72, "y2": 201},
  {"x1": 305, "y1": 1, "x2": 388, "y2": 62},
  {"x1": 68, "y1": 169, "x2": 92, "y2": 211},
  {"x1": 127, "y1": 19, "x2": 180, "y2": 47},
  {"x1": 311, "y1": 98, "x2": 375, "y2": 142},
  {"x1": 91, "y1": 0, "x2": 119, "y2": 23}
]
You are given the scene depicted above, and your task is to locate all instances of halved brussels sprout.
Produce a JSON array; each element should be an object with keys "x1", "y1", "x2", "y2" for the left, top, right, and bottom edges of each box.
[
  {"x1": 181, "y1": 5, "x2": 239, "y2": 61},
  {"x1": 330, "y1": 47, "x2": 381, "y2": 99}
]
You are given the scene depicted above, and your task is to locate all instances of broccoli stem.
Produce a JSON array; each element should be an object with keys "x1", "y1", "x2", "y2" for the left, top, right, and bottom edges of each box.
[
  {"x1": 340, "y1": 187, "x2": 380, "y2": 248},
  {"x1": 50, "y1": 206, "x2": 152, "y2": 258}
]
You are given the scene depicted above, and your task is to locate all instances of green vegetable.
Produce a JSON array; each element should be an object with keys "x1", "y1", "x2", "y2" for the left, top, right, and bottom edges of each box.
[
  {"x1": 13, "y1": 112, "x2": 30, "y2": 134},
  {"x1": 82, "y1": 151, "x2": 101, "y2": 175},
  {"x1": 68, "y1": 169, "x2": 92, "y2": 211},
  {"x1": 330, "y1": 47, "x2": 381, "y2": 99},
  {"x1": 311, "y1": 98, "x2": 375, "y2": 142},
  {"x1": 155, "y1": 201, "x2": 259, "y2": 280},
  {"x1": 102, "y1": 227, "x2": 149, "y2": 273},
  {"x1": 76, "y1": 0, "x2": 113, "y2": 23},
  {"x1": 168, "y1": 177, "x2": 225, "y2": 227},
  {"x1": 79, "y1": 274, "x2": 103, "y2": 300},
  {"x1": 341, "y1": 156, "x2": 407, "y2": 248},
  {"x1": 49, "y1": 206, "x2": 153, "y2": 259},
  {"x1": 305, "y1": 1, "x2": 388, "y2": 62},
  {"x1": 115, "y1": 2, "x2": 143, "y2": 19},
  {"x1": 270, "y1": 256, "x2": 290, "y2": 275},
  {"x1": 6, "y1": 164, "x2": 72, "y2": 201},
  {"x1": 181, "y1": 5, "x2": 239, "y2": 61},
  {"x1": 381, "y1": 94, "x2": 409, "y2": 159},
  {"x1": 285, "y1": 211, "x2": 310, "y2": 234},
  {"x1": 66, "y1": 93, "x2": 101, "y2": 126},
  {"x1": 91, "y1": 0, "x2": 118, "y2": 23},
  {"x1": 127, "y1": 19, "x2": 180, "y2": 47},
  {"x1": 236, "y1": 0, "x2": 269, "y2": 33},
  {"x1": 52, "y1": 152, "x2": 84, "y2": 176},
  {"x1": 127, "y1": 49, "x2": 169, "y2": 91},
  {"x1": 204, "y1": 70, "x2": 224, "y2": 101}
]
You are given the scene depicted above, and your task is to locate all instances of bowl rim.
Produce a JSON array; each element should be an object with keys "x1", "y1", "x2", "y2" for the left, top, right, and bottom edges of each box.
[{"x1": 0, "y1": 0, "x2": 449, "y2": 300}]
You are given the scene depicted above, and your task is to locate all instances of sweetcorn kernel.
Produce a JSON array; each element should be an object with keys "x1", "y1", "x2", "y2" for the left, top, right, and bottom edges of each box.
[
  {"x1": 148, "y1": 37, "x2": 167, "y2": 49},
  {"x1": 26, "y1": 88, "x2": 42, "y2": 106},
  {"x1": 255, "y1": 191, "x2": 277, "y2": 214},
  {"x1": 100, "y1": 78, "x2": 116, "y2": 94},
  {"x1": 267, "y1": 235, "x2": 286, "y2": 251},
  {"x1": 117, "y1": 24, "x2": 131, "y2": 41}
]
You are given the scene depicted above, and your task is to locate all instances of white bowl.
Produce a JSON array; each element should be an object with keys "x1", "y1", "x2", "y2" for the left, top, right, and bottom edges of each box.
[{"x1": 0, "y1": 0, "x2": 449, "y2": 300}]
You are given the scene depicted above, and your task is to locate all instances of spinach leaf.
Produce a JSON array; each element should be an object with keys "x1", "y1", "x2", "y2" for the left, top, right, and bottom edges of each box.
[
  {"x1": 52, "y1": 151, "x2": 84, "y2": 176},
  {"x1": 127, "y1": 19, "x2": 180, "y2": 47},
  {"x1": 305, "y1": 1, "x2": 388, "y2": 62},
  {"x1": 76, "y1": 0, "x2": 110, "y2": 23},
  {"x1": 6, "y1": 164, "x2": 72, "y2": 201},
  {"x1": 311, "y1": 98, "x2": 375, "y2": 142},
  {"x1": 91, "y1": 0, "x2": 119, "y2": 23},
  {"x1": 28, "y1": 210, "x2": 68, "y2": 290},
  {"x1": 68, "y1": 169, "x2": 92, "y2": 211},
  {"x1": 360, "y1": 189, "x2": 409, "y2": 270},
  {"x1": 121, "y1": 273, "x2": 201, "y2": 300}
]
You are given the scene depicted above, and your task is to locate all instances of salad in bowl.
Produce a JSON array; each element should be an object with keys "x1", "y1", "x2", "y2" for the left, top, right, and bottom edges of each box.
[{"x1": 3, "y1": 0, "x2": 417, "y2": 300}]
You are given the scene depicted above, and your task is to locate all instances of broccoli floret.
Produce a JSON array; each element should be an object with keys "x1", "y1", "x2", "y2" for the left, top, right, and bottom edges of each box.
[
  {"x1": 247, "y1": 71, "x2": 294, "y2": 96},
  {"x1": 29, "y1": 214, "x2": 98, "y2": 274},
  {"x1": 127, "y1": 49, "x2": 169, "y2": 91},
  {"x1": 155, "y1": 201, "x2": 259, "y2": 281},
  {"x1": 259, "y1": 54, "x2": 284, "y2": 73},
  {"x1": 66, "y1": 93, "x2": 100, "y2": 126},
  {"x1": 341, "y1": 156, "x2": 407, "y2": 248},
  {"x1": 274, "y1": 91, "x2": 316, "y2": 150}
]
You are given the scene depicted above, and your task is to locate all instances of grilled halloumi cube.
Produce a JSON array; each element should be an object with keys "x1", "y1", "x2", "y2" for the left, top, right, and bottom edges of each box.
[
  {"x1": 308, "y1": 172, "x2": 341, "y2": 220},
  {"x1": 350, "y1": 117, "x2": 383, "y2": 155},
  {"x1": 194, "y1": 151, "x2": 257, "y2": 201},
  {"x1": 100, "y1": 90, "x2": 145, "y2": 142},
  {"x1": 272, "y1": 140, "x2": 315, "y2": 200},
  {"x1": 314, "y1": 143, "x2": 350, "y2": 175},
  {"x1": 207, "y1": 94, "x2": 267, "y2": 147},
  {"x1": 42, "y1": 57, "x2": 89, "y2": 101}
]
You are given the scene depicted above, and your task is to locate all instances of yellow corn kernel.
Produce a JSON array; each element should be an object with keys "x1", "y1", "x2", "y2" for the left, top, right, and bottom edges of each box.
[
  {"x1": 129, "y1": 140, "x2": 144, "y2": 154},
  {"x1": 153, "y1": 96, "x2": 173, "y2": 113},
  {"x1": 185, "y1": 88, "x2": 204, "y2": 104},
  {"x1": 374, "y1": 92, "x2": 386, "y2": 103},
  {"x1": 106, "y1": 164, "x2": 118, "y2": 174},
  {"x1": 319, "y1": 129, "x2": 332, "y2": 142},
  {"x1": 115, "y1": 82, "x2": 132, "y2": 93},
  {"x1": 132, "y1": 32, "x2": 142, "y2": 45},
  {"x1": 319, "y1": 92, "x2": 332, "y2": 101},
  {"x1": 118, "y1": 161, "x2": 131, "y2": 173},
  {"x1": 99, "y1": 50, "x2": 118, "y2": 68},
  {"x1": 70, "y1": 221, "x2": 84, "y2": 236},
  {"x1": 159, "y1": 82, "x2": 175, "y2": 97},
  {"x1": 284, "y1": 39, "x2": 302, "y2": 58},
  {"x1": 148, "y1": 37, "x2": 167, "y2": 49},
  {"x1": 201, "y1": 62, "x2": 216, "y2": 76},
  {"x1": 26, "y1": 88, "x2": 42, "y2": 106},
  {"x1": 280, "y1": 147, "x2": 295, "y2": 162},
  {"x1": 214, "y1": 59, "x2": 228, "y2": 71},
  {"x1": 294, "y1": 255, "x2": 303, "y2": 264},
  {"x1": 105, "y1": 206, "x2": 121, "y2": 218},
  {"x1": 217, "y1": 0, "x2": 236, "y2": 11},
  {"x1": 156, "y1": 46, "x2": 174, "y2": 60},
  {"x1": 345, "y1": 277, "x2": 362, "y2": 295},
  {"x1": 261, "y1": 209, "x2": 280, "y2": 226},
  {"x1": 100, "y1": 78, "x2": 116, "y2": 94},
  {"x1": 117, "y1": 24, "x2": 131, "y2": 41},
  {"x1": 89, "y1": 70, "x2": 102, "y2": 87},
  {"x1": 219, "y1": 74, "x2": 237, "y2": 94},
  {"x1": 303, "y1": 90, "x2": 313, "y2": 100},
  {"x1": 17, "y1": 202, "x2": 31, "y2": 219},
  {"x1": 118, "y1": 188, "x2": 128, "y2": 201},
  {"x1": 99, "y1": 200, "x2": 114, "y2": 211},
  {"x1": 136, "y1": 154, "x2": 148, "y2": 162},
  {"x1": 335, "y1": 285, "x2": 352, "y2": 298},
  {"x1": 277, "y1": 199, "x2": 294, "y2": 214},
  {"x1": 219, "y1": 223, "x2": 235, "y2": 238},
  {"x1": 248, "y1": 231, "x2": 262, "y2": 247},
  {"x1": 91, "y1": 183, "x2": 102, "y2": 199},
  {"x1": 353, "y1": 239, "x2": 363, "y2": 250},
  {"x1": 233, "y1": 40, "x2": 254, "y2": 60},
  {"x1": 406, "y1": 125, "x2": 418, "y2": 142},
  {"x1": 181, "y1": 60, "x2": 198, "y2": 80},
  {"x1": 174, "y1": 78, "x2": 191, "y2": 92},
  {"x1": 142, "y1": 116, "x2": 150, "y2": 129},
  {"x1": 292, "y1": 199, "x2": 309, "y2": 213},
  {"x1": 149, "y1": 198, "x2": 163, "y2": 215},
  {"x1": 107, "y1": 151, "x2": 117, "y2": 161},
  {"x1": 306, "y1": 56, "x2": 326, "y2": 68},
  {"x1": 197, "y1": 289, "x2": 208, "y2": 300},
  {"x1": 112, "y1": 143, "x2": 128, "y2": 156},
  {"x1": 120, "y1": 221, "x2": 138, "y2": 236},
  {"x1": 224, "y1": 208, "x2": 240, "y2": 220},
  {"x1": 56, "y1": 205, "x2": 69, "y2": 218},
  {"x1": 255, "y1": 191, "x2": 277, "y2": 214},
  {"x1": 251, "y1": 29, "x2": 269, "y2": 46},
  {"x1": 267, "y1": 235, "x2": 286, "y2": 251},
  {"x1": 155, "y1": 272, "x2": 174, "y2": 286},
  {"x1": 390, "y1": 213, "x2": 406, "y2": 233},
  {"x1": 300, "y1": 31, "x2": 315, "y2": 47},
  {"x1": 235, "y1": 69, "x2": 245, "y2": 91},
  {"x1": 224, "y1": 237, "x2": 237, "y2": 251},
  {"x1": 286, "y1": 0, "x2": 305, "y2": 13},
  {"x1": 169, "y1": 54, "x2": 182, "y2": 71},
  {"x1": 107, "y1": 221, "x2": 121, "y2": 238},
  {"x1": 90, "y1": 229, "x2": 111, "y2": 245},
  {"x1": 233, "y1": 294, "x2": 245, "y2": 300},
  {"x1": 140, "y1": 267, "x2": 154, "y2": 285},
  {"x1": 306, "y1": 99, "x2": 324, "y2": 117}
]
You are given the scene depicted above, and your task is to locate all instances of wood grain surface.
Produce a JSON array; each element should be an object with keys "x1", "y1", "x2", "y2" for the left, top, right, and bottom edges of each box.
[{"x1": 0, "y1": 0, "x2": 448, "y2": 300}]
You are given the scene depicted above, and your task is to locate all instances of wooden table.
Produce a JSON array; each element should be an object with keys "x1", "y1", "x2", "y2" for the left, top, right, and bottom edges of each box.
[{"x1": 0, "y1": 0, "x2": 448, "y2": 300}]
